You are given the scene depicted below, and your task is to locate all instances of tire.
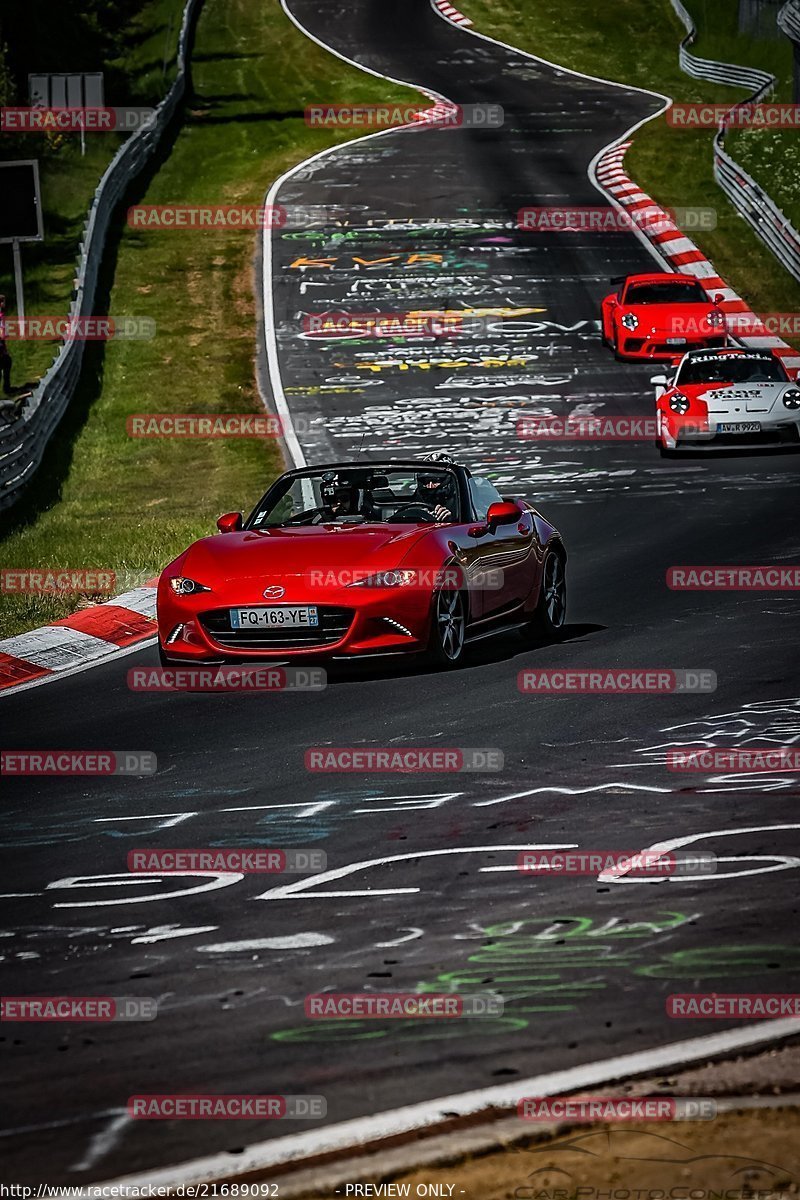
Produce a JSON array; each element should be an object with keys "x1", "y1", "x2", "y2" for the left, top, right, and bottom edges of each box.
[
  {"x1": 426, "y1": 586, "x2": 467, "y2": 668},
  {"x1": 522, "y1": 550, "x2": 566, "y2": 642}
]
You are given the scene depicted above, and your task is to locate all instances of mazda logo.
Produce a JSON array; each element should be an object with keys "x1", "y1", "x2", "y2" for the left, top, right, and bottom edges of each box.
[{"x1": 263, "y1": 585, "x2": 285, "y2": 599}]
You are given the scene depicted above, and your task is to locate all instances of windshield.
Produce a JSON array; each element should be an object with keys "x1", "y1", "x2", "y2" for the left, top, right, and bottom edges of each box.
[
  {"x1": 676, "y1": 354, "x2": 789, "y2": 386},
  {"x1": 249, "y1": 466, "x2": 462, "y2": 528},
  {"x1": 624, "y1": 280, "x2": 709, "y2": 305}
]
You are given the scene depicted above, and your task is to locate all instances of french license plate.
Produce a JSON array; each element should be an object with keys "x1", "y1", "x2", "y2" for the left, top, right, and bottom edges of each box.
[
  {"x1": 716, "y1": 421, "x2": 761, "y2": 434},
  {"x1": 666, "y1": 337, "x2": 686, "y2": 345},
  {"x1": 230, "y1": 606, "x2": 319, "y2": 629}
]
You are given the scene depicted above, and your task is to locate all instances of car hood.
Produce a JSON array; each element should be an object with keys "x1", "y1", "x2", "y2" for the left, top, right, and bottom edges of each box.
[
  {"x1": 685, "y1": 381, "x2": 793, "y2": 414},
  {"x1": 179, "y1": 524, "x2": 433, "y2": 581}
]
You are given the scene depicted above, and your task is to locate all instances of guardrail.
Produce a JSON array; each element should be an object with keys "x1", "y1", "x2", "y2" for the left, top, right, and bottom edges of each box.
[
  {"x1": 0, "y1": 0, "x2": 202, "y2": 512},
  {"x1": 669, "y1": 0, "x2": 800, "y2": 284},
  {"x1": 778, "y1": 0, "x2": 800, "y2": 100}
]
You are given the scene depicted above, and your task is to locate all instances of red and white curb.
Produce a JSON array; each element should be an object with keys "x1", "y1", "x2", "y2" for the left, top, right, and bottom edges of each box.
[
  {"x1": 0, "y1": 586, "x2": 157, "y2": 693},
  {"x1": 594, "y1": 140, "x2": 800, "y2": 376},
  {"x1": 432, "y1": 0, "x2": 473, "y2": 27}
]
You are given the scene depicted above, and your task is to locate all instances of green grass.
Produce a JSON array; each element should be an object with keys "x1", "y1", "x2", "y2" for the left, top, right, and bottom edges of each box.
[
  {"x1": 0, "y1": 0, "x2": 419, "y2": 638},
  {"x1": 0, "y1": 0, "x2": 189, "y2": 386},
  {"x1": 456, "y1": 0, "x2": 800, "y2": 333}
]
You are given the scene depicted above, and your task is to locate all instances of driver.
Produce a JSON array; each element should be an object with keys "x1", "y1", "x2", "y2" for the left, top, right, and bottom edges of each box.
[
  {"x1": 320, "y1": 479, "x2": 359, "y2": 520},
  {"x1": 412, "y1": 471, "x2": 456, "y2": 522}
]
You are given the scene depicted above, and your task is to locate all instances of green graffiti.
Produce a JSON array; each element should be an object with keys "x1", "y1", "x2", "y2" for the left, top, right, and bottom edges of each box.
[{"x1": 271, "y1": 1016, "x2": 526, "y2": 1044}]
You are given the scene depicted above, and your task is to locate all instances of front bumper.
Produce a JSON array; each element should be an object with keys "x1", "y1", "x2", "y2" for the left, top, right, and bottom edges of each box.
[
  {"x1": 157, "y1": 588, "x2": 434, "y2": 661},
  {"x1": 659, "y1": 414, "x2": 800, "y2": 451},
  {"x1": 618, "y1": 332, "x2": 725, "y2": 360}
]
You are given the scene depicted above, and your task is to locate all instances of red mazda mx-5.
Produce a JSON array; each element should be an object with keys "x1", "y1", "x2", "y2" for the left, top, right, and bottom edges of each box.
[
  {"x1": 601, "y1": 272, "x2": 727, "y2": 361},
  {"x1": 157, "y1": 458, "x2": 567, "y2": 669}
]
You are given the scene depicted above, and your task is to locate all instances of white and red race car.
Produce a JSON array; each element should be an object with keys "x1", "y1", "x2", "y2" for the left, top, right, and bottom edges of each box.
[{"x1": 653, "y1": 347, "x2": 800, "y2": 454}]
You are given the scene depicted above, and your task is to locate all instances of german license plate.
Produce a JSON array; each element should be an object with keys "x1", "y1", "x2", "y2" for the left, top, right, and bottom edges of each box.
[
  {"x1": 230, "y1": 606, "x2": 319, "y2": 629},
  {"x1": 716, "y1": 422, "x2": 761, "y2": 433}
]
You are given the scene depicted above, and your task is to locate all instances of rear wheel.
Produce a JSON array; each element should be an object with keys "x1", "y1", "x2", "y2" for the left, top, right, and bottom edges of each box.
[
  {"x1": 522, "y1": 550, "x2": 566, "y2": 642},
  {"x1": 427, "y1": 586, "x2": 467, "y2": 668}
]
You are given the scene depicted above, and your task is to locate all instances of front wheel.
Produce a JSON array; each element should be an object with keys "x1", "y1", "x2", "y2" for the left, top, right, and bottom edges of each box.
[
  {"x1": 522, "y1": 551, "x2": 566, "y2": 642},
  {"x1": 426, "y1": 587, "x2": 467, "y2": 668}
]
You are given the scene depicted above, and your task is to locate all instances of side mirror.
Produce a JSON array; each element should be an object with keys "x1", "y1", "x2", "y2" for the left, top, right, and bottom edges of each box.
[
  {"x1": 486, "y1": 500, "x2": 522, "y2": 531},
  {"x1": 713, "y1": 293, "x2": 724, "y2": 305},
  {"x1": 216, "y1": 511, "x2": 243, "y2": 533},
  {"x1": 650, "y1": 375, "x2": 669, "y2": 386}
]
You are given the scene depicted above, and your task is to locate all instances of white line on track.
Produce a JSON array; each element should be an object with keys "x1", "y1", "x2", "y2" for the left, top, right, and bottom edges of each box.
[
  {"x1": 260, "y1": 1, "x2": 458, "y2": 470},
  {"x1": 100, "y1": 1018, "x2": 800, "y2": 1189}
]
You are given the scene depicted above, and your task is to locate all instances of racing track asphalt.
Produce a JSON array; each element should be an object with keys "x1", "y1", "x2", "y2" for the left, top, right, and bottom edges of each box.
[{"x1": 1, "y1": 0, "x2": 799, "y2": 1184}]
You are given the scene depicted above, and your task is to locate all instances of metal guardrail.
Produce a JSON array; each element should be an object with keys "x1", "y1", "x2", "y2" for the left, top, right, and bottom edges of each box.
[
  {"x1": 778, "y1": 0, "x2": 800, "y2": 41},
  {"x1": 670, "y1": 0, "x2": 800, "y2": 284},
  {"x1": 0, "y1": 0, "x2": 202, "y2": 512}
]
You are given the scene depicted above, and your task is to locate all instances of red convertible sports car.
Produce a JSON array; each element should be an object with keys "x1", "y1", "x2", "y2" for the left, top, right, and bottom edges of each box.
[
  {"x1": 157, "y1": 457, "x2": 567, "y2": 669},
  {"x1": 601, "y1": 272, "x2": 727, "y2": 361}
]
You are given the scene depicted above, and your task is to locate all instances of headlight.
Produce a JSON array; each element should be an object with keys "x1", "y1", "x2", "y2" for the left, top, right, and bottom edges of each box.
[
  {"x1": 621, "y1": 312, "x2": 638, "y2": 331},
  {"x1": 707, "y1": 310, "x2": 725, "y2": 328},
  {"x1": 782, "y1": 389, "x2": 800, "y2": 410},
  {"x1": 349, "y1": 570, "x2": 417, "y2": 588},
  {"x1": 169, "y1": 577, "x2": 212, "y2": 595},
  {"x1": 669, "y1": 393, "x2": 691, "y2": 414}
]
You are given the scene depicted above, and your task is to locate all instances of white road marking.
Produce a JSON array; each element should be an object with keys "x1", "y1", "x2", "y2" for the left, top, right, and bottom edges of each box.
[
  {"x1": 47, "y1": 872, "x2": 243, "y2": 907},
  {"x1": 599, "y1": 823, "x2": 800, "y2": 882},
  {"x1": 197, "y1": 933, "x2": 334, "y2": 952},
  {"x1": 254, "y1": 845, "x2": 578, "y2": 900},
  {"x1": 375, "y1": 927, "x2": 424, "y2": 947},
  {"x1": 70, "y1": 1112, "x2": 132, "y2": 1173},
  {"x1": 132, "y1": 924, "x2": 219, "y2": 944},
  {"x1": 99, "y1": 1018, "x2": 800, "y2": 1189}
]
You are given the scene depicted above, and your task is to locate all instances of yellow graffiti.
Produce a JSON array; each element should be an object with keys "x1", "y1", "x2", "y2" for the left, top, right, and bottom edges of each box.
[
  {"x1": 289, "y1": 253, "x2": 445, "y2": 269},
  {"x1": 342, "y1": 356, "x2": 534, "y2": 372}
]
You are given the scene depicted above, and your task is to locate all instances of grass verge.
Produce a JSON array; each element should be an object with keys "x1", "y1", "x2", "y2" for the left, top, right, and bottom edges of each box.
[
  {"x1": 0, "y1": 0, "x2": 419, "y2": 639},
  {"x1": 0, "y1": 0, "x2": 189, "y2": 387},
  {"x1": 454, "y1": 0, "x2": 800, "y2": 334}
]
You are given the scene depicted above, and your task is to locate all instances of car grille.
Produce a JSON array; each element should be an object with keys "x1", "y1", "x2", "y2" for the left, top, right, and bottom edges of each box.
[
  {"x1": 623, "y1": 337, "x2": 725, "y2": 354},
  {"x1": 200, "y1": 607, "x2": 354, "y2": 649}
]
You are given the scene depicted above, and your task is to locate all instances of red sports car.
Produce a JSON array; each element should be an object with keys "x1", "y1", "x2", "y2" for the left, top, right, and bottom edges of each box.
[
  {"x1": 601, "y1": 272, "x2": 727, "y2": 361},
  {"x1": 157, "y1": 458, "x2": 567, "y2": 669},
  {"x1": 654, "y1": 346, "x2": 800, "y2": 453}
]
